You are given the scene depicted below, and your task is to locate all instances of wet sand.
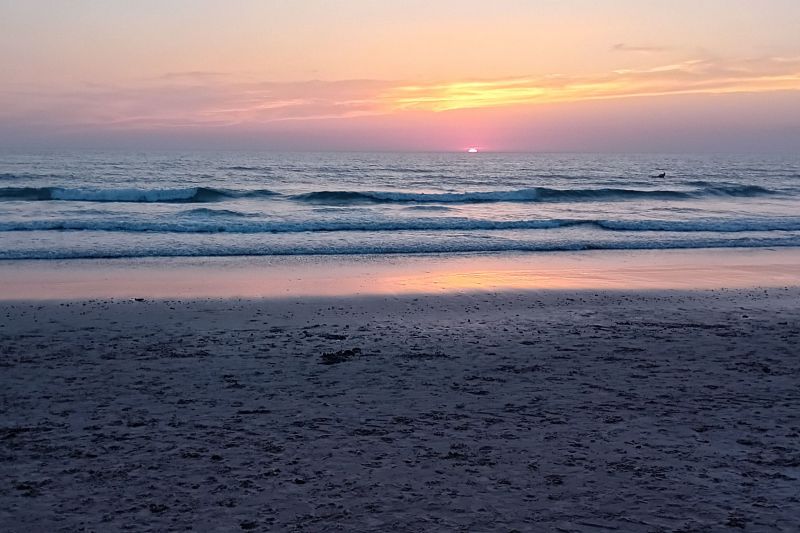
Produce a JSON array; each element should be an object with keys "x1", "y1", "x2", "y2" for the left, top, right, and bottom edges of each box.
[
  {"x1": 1, "y1": 247, "x2": 800, "y2": 300},
  {"x1": 1, "y1": 287, "x2": 799, "y2": 531}
]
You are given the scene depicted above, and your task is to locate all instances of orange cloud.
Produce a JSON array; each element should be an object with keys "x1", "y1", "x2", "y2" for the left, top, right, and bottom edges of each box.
[
  {"x1": 2, "y1": 56, "x2": 800, "y2": 132},
  {"x1": 382, "y1": 57, "x2": 800, "y2": 112}
]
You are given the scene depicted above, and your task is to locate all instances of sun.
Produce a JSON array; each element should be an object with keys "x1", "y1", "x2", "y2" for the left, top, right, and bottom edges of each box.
[{"x1": 467, "y1": 147, "x2": 479, "y2": 153}]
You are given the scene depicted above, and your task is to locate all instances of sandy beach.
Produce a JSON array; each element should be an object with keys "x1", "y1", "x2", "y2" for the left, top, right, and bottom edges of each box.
[
  {"x1": 2, "y1": 282, "x2": 799, "y2": 531},
  {"x1": 4, "y1": 0, "x2": 800, "y2": 530}
]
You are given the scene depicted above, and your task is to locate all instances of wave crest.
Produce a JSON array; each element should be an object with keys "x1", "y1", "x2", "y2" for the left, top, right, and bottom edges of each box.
[
  {"x1": 2, "y1": 217, "x2": 799, "y2": 234},
  {"x1": 291, "y1": 184, "x2": 778, "y2": 204},
  {"x1": 0, "y1": 186, "x2": 277, "y2": 203},
  {"x1": 0, "y1": 183, "x2": 780, "y2": 204}
]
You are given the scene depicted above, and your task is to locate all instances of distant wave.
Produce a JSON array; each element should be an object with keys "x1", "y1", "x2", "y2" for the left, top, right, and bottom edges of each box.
[
  {"x1": 293, "y1": 189, "x2": 543, "y2": 203},
  {"x1": 403, "y1": 205, "x2": 455, "y2": 212},
  {"x1": 219, "y1": 165, "x2": 272, "y2": 172},
  {"x1": 291, "y1": 184, "x2": 778, "y2": 204},
  {"x1": 374, "y1": 167, "x2": 440, "y2": 174},
  {"x1": 2, "y1": 217, "x2": 800, "y2": 234},
  {"x1": 0, "y1": 172, "x2": 60, "y2": 181},
  {"x1": 594, "y1": 218, "x2": 800, "y2": 232},
  {"x1": 181, "y1": 208, "x2": 254, "y2": 217},
  {"x1": 0, "y1": 186, "x2": 277, "y2": 203},
  {"x1": 0, "y1": 217, "x2": 577, "y2": 234}
]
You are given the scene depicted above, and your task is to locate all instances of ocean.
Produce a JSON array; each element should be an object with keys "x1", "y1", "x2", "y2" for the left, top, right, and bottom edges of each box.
[{"x1": 0, "y1": 151, "x2": 798, "y2": 260}]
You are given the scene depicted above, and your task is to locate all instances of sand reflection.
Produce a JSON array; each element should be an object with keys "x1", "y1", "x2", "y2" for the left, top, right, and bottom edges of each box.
[{"x1": 1, "y1": 248, "x2": 800, "y2": 300}]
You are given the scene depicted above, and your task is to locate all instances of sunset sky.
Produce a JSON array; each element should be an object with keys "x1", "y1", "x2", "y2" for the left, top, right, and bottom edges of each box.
[{"x1": 2, "y1": 0, "x2": 800, "y2": 151}]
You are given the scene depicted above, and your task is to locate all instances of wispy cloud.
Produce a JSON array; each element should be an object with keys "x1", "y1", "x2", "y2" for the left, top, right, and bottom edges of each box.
[
  {"x1": 385, "y1": 57, "x2": 800, "y2": 112},
  {"x1": 612, "y1": 43, "x2": 670, "y2": 53},
  {"x1": 157, "y1": 71, "x2": 231, "y2": 81},
  {"x1": 2, "y1": 56, "x2": 800, "y2": 131},
  {"x1": 0, "y1": 78, "x2": 393, "y2": 131}
]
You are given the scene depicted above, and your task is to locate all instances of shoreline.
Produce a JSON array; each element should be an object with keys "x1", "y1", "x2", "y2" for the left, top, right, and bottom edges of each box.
[{"x1": 1, "y1": 247, "x2": 800, "y2": 300}]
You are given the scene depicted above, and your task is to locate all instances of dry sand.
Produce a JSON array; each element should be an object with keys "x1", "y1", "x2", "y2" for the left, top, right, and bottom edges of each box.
[{"x1": 1, "y1": 288, "x2": 799, "y2": 532}]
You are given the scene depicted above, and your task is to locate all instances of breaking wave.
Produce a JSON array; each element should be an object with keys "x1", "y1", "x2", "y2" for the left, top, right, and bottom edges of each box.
[
  {"x1": 0, "y1": 186, "x2": 277, "y2": 203},
  {"x1": 0, "y1": 183, "x2": 780, "y2": 204},
  {"x1": 3, "y1": 235, "x2": 800, "y2": 261},
  {"x1": 291, "y1": 185, "x2": 778, "y2": 204},
  {"x1": 2, "y1": 217, "x2": 799, "y2": 234}
]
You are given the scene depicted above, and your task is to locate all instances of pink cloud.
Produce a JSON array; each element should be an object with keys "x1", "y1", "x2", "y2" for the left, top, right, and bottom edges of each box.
[{"x1": 1, "y1": 56, "x2": 799, "y2": 151}]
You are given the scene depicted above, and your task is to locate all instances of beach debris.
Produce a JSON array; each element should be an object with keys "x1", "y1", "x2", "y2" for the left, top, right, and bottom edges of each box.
[
  {"x1": 148, "y1": 503, "x2": 168, "y2": 514},
  {"x1": 320, "y1": 347, "x2": 361, "y2": 365}
]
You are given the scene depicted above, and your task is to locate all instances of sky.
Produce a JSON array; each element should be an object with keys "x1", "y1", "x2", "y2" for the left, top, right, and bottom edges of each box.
[{"x1": 1, "y1": 0, "x2": 800, "y2": 152}]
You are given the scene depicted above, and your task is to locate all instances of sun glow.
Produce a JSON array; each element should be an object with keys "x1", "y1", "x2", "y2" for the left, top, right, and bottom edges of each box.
[{"x1": 380, "y1": 59, "x2": 800, "y2": 113}]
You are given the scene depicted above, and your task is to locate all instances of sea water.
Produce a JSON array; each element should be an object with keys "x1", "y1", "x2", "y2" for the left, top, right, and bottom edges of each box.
[{"x1": 0, "y1": 151, "x2": 798, "y2": 260}]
